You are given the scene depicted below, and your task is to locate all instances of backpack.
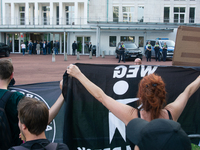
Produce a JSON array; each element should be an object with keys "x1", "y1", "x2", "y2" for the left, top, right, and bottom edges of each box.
[
  {"x1": 0, "y1": 91, "x2": 13, "y2": 150},
  {"x1": 12, "y1": 143, "x2": 58, "y2": 150},
  {"x1": 29, "y1": 43, "x2": 33, "y2": 50}
]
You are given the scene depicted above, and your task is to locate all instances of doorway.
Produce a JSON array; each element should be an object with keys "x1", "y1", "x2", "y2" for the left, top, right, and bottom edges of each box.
[{"x1": 77, "y1": 36, "x2": 90, "y2": 54}]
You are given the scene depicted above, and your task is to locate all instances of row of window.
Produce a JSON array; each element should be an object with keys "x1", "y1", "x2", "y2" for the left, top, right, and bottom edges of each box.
[
  {"x1": 113, "y1": 6, "x2": 195, "y2": 23},
  {"x1": 109, "y1": 36, "x2": 144, "y2": 47},
  {"x1": 164, "y1": 7, "x2": 195, "y2": 23},
  {"x1": 18, "y1": 6, "x2": 75, "y2": 25}
]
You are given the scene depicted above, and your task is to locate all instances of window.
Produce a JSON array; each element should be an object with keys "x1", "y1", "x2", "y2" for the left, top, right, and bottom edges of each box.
[
  {"x1": 174, "y1": 7, "x2": 185, "y2": 23},
  {"x1": 189, "y1": 7, "x2": 195, "y2": 23},
  {"x1": 139, "y1": 37, "x2": 144, "y2": 47},
  {"x1": 164, "y1": 7, "x2": 170, "y2": 23},
  {"x1": 120, "y1": 36, "x2": 135, "y2": 42},
  {"x1": 113, "y1": 7, "x2": 119, "y2": 22},
  {"x1": 19, "y1": 6, "x2": 25, "y2": 25},
  {"x1": 65, "y1": 6, "x2": 74, "y2": 25},
  {"x1": 42, "y1": 6, "x2": 50, "y2": 25},
  {"x1": 122, "y1": 7, "x2": 134, "y2": 22},
  {"x1": 109, "y1": 36, "x2": 116, "y2": 47},
  {"x1": 138, "y1": 6, "x2": 144, "y2": 22}
]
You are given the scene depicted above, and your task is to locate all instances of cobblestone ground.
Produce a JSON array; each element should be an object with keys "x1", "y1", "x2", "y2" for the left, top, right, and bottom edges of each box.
[{"x1": 4, "y1": 53, "x2": 172, "y2": 85}]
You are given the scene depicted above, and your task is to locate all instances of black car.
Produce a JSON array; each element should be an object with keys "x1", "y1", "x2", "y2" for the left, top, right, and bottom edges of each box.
[
  {"x1": 115, "y1": 42, "x2": 143, "y2": 60},
  {"x1": 0, "y1": 43, "x2": 10, "y2": 57}
]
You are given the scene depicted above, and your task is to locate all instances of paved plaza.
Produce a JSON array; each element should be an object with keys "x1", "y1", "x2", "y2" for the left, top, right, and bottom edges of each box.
[{"x1": 5, "y1": 54, "x2": 172, "y2": 85}]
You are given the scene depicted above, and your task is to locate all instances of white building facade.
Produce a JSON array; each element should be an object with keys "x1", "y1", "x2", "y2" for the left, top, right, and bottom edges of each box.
[{"x1": 0, "y1": 0, "x2": 200, "y2": 56}]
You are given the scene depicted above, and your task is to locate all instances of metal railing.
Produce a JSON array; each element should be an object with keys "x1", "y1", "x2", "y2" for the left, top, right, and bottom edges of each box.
[{"x1": 0, "y1": 16, "x2": 198, "y2": 27}]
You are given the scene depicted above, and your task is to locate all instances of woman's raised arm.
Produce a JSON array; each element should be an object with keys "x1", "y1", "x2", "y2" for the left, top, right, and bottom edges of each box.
[
  {"x1": 67, "y1": 64, "x2": 137, "y2": 125},
  {"x1": 165, "y1": 75, "x2": 200, "y2": 121}
]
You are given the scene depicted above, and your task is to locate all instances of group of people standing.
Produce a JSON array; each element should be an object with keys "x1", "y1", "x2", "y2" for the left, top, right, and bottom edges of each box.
[
  {"x1": 146, "y1": 41, "x2": 168, "y2": 62},
  {"x1": 21, "y1": 40, "x2": 60, "y2": 55}
]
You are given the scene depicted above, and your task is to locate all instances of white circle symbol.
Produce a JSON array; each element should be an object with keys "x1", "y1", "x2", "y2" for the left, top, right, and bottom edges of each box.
[{"x1": 113, "y1": 80, "x2": 129, "y2": 95}]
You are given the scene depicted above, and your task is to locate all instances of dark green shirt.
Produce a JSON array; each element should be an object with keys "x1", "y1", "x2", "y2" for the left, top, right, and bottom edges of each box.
[{"x1": 0, "y1": 89, "x2": 24, "y2": 147}]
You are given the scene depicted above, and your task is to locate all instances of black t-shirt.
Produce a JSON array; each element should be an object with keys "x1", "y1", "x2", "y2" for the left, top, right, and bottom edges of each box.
[{"x1": 9, "y1": 139, "x2": 69, "y2": 150}]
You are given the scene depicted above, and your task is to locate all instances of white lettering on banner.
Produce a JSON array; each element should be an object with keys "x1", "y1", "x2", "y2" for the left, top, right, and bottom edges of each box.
[
  {"x1": 109, "y1": 98, "x2": 139, "y2": 143},
  {"x1": 113, "y1": 65, "x2": 127, "y2": 78},
  {"x1": 9, "y1": 88, "x2": 56, "y2": 142},
  {"x1": 140, "y1": 65, "x2": 158, "y2": 77},
  {"x1": 113, "y1": 65, "x2": 158, "y2": 78}
]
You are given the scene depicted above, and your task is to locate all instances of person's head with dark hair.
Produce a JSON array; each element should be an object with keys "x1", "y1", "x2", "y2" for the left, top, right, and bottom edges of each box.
[
  {"x1": 0, "y1": 59, "x2": 13, "y2": 84},
  {"x1": 137, "y1": 73, "x2": 166, "y2": 120},
  {"x1": 18, "y1": 97, "x2": 49, "y2": 141},
  {"x1": 126, "y1": 118, "x2": 191, "y2": 150}
]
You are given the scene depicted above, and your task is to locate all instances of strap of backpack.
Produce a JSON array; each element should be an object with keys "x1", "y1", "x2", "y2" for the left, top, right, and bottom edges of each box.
[
  {"x1": 12, "y1": 143, "x2": 58, "y2": 150},
  {"x1": 45, "y1": 143, "x2": 58, "y2": 150},
  {"x1": 0, "y1": 91, "x2": 13, "y2": 109},
  {"x1": 11, "y1": 146, "x2": 29, "y2": 150}
]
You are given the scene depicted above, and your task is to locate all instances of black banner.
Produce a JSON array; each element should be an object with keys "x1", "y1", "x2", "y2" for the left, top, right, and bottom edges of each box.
[
  {"x1": 63, "y1": 64, "x2": 200, "y2": 150},
  {"x1": 9, "y1": 81, "x2": 65, "y2": 143}
]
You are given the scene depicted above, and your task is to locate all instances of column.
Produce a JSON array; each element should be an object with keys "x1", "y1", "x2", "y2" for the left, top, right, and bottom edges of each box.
[
  {"x1": 2, "y1": 2, "x2": 5, "y2": 25},
  {"x1": 67, "y1": 32, "x2": 70, "y2": 54},
  {"x1": 12, "y1": 34, "x2": 14, "y2": 52},
  {"x1": 74, "y1": 2, "x2": 78, "y2": 24},
  {"x1": 96, "y1": 27, "x2": 100, "y2": 57},
  {"x1": 35, "y1": 2, "x2": 38, "y2": 25},
  {"x1": 19, "y1": 35, "x2": 21, "y2": 53},
  {"x1": 50, "y1": 2, "x2": 53, "y2": 25},
  {"x1": 59, "y1": 2, "x2": 63, "y2": 25},
  {"x1": 11, "y1": 3, "x2": 14, "y2": 25},
  {"x1": 84, "y1": 1, "x2": 87, "y2": 24},
  {"x1": 64, "y1": 31, "x2": 66, "y2": 58},
  {"x1": 119, "y1": 0, "x2": 122, "y2": 22},
  {"x1": 30, "y1": 4, "x2": 34, "y2": 25},
  {"x1": 53, "y1": 34, "x2": 55, "y2": 43},
  {"x1": 59, "y1": 34, "x2": 62, "y2": 53},
  {"x1": 25, "y1": 2, "x2": 29, "y2": 25}
]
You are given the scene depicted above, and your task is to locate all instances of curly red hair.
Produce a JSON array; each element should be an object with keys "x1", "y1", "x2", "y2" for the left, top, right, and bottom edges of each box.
[{"x1": 137, "y1": 73, "x2": 166, "y2": 120}]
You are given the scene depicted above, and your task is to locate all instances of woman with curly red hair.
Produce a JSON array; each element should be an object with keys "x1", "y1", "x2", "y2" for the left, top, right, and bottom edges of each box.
[
  {"x1": 66, "y1": 64, "x2": 200, "y2": 149},
  {"x1": 67, "y1": 64, "x2": 200, "y2": 124}
]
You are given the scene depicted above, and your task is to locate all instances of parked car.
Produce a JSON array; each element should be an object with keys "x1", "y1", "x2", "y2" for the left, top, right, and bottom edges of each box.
[
  {"x1": 115, "y1": 42, "x2": 143, "y2": 60},
  {"x1": 144, "y1": 38, "x2": 175, "y2": 60},
  {"x1": 0, "y1": 43, "x2": 11, "y2": 57}
]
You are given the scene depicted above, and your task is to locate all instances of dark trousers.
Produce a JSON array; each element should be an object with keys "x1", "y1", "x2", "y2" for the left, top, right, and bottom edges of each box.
[
  {"x1": 73, "y1": 49, "x2": 76, "y2": 55},
  {"x1": 155, "y1": 50, "x2": 160, "y2": 61},
  {"x1": 43, "y1": 48, "x2": 46, "y2": 55},
  {"x1": 162, "y1": 50, "x2": 167, "y2": 61},
  {"x1": 118, "y1": 51, "x2": 125, "y2": 63},
  {"x1": 146, "y1": 50, "x2": 151, "y2": 62}
]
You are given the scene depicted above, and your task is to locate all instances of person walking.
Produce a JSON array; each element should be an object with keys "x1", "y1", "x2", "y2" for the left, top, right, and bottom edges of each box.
[
  {"x1": 21, "y1": 42, "x2": 26, "y2": 56},
  {"x1": 118, "y1": 42, "x2": 126, "y2": 63},
  {"x1": 162, "y1": 42, "x2": 168, "y2": 62},
  {"x1": 36, "y1": 41, "x2": 40, "y2": 55},
  {"x1": 146, "y1": 41, "x2": 152, "y2": 62},
  {"x1": 72, "y1": 41, "x2": 77, "y2": 55},
  {"x1": 154, "y1": 42, "x2": 160, "y2": 61}
]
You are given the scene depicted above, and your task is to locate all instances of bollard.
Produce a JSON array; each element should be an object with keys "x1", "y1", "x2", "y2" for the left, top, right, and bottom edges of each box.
[
  {"x1": 89, "y1": 51, "x2": 92, "y2": 59},
  {"x1": 102, "y1": 51, "x2": 105, "y2": 58},
  {"x1": 77, "y1": 52, "x2": 80, "y2": 60},
  {"x1": 52, "y1": 53, "x2": 55, "y2": 62},
  {"x1": 64, "y1": 53, "x2": 67, "y2": 61}
]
